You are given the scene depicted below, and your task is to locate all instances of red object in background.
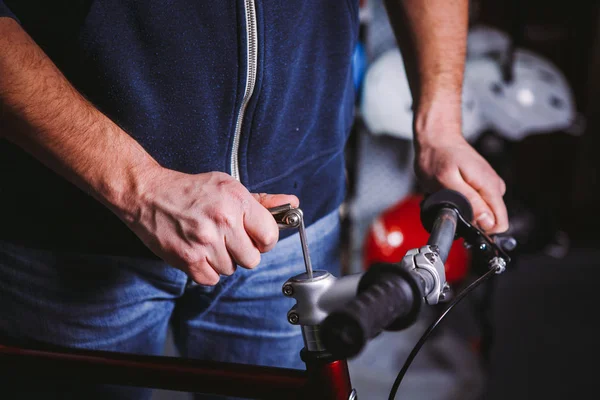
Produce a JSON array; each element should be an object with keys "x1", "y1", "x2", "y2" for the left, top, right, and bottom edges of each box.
[{"x1": 363, "y1": 193, "x2": 471, "y2": 284}]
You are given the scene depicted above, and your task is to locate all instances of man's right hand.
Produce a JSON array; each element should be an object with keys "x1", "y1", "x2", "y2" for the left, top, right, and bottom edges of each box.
[{"x1": 119, "y1": 168, "x2": 299, "y2": 285}]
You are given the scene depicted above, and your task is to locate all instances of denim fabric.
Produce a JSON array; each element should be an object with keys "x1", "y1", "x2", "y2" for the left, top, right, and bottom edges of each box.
[{"x1": 0, "y1": 209, "x2": 341, "y2": 399}]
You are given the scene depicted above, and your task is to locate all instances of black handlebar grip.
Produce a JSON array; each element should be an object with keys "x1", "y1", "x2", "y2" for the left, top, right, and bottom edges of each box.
[
  {"x1": 320, "y1": 265, "x2": 422, "y2": 359},
  {"x1": 420, "y1": 189, "x2": 473, "y2": 233}
]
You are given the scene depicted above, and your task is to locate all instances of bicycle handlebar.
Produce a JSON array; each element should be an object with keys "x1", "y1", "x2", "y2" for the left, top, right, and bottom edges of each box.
[
  {"x1": 320, "y1": 189, "x2": 473, "y2": 358},
  {"x1": 426, "y1": 208, "x2": 458, "y2": 263},
  {"x1": 420, "y1": 188, "x2": 474, "y2": 261},
  {"x1": 319, "y1": 266, "x2": 421, "y2": 358}
]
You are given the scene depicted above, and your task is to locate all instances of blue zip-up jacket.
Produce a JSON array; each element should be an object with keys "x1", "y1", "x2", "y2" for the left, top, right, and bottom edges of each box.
[{"x1": 0, "y1": 1, "x2": 358, "y2": 257}]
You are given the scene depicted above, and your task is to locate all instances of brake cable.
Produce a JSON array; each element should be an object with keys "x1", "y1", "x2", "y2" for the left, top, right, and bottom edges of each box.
[{"x1": 388, "y1": 267, "x2": 498, "y2": 399}]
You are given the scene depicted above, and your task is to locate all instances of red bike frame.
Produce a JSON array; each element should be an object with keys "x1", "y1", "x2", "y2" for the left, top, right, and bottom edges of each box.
[{"x1": 0, "y1": 343, "x2": 353, "y2": 399}]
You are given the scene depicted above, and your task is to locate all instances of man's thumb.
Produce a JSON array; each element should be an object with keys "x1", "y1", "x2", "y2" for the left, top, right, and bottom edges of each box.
[{"x1": 251, "y1": 193, "x2": 300, "y2": 209}]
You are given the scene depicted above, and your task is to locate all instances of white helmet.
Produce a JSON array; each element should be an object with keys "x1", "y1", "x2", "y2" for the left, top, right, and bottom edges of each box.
[
  {"x1": 467, "y1": 24, "x2": 511, "y2": 60},
  {"x1": 360, "y1": 48, "x2": 485, "y2": 141},
  {"x1": 466, "y1": 48, "x2": 576, "y2": 140}
]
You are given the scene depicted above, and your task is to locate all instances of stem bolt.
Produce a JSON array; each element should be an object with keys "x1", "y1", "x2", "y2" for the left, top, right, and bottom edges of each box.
[
  {"x1": 282, "y1": 284, "x2": 294, "y2": 297},
  {"x1": 288, "y1": 312, "x2": 299, "y2": 325}
]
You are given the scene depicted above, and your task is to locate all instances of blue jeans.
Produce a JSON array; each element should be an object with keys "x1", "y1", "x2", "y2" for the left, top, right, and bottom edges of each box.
[{"x1": 0, "y1": 210, "x2": 341, "y2": 399}]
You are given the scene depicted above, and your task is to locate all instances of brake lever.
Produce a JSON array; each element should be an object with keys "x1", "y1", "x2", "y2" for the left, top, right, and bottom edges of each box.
[{"x1": 456, "y1": 212, "x2": 514, "y2": 272}]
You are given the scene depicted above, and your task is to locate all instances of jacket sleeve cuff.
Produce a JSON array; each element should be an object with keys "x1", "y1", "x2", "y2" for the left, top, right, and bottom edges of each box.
[{"x1": 0, "y1": 1, "x2": 20, "y2": 24}]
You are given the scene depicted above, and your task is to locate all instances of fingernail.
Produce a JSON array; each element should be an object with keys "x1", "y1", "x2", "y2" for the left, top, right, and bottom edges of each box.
[{"x1": 476, "y1": 213, "x2": 495, "y2": 231}]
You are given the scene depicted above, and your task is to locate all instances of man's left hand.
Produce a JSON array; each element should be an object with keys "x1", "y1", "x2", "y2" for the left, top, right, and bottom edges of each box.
[{"x1": 414, "y1": 133, "x2": 509, "y2": 235}]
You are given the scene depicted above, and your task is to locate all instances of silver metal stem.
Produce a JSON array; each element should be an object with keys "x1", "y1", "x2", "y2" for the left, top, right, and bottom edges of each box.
[
  {"x1": 283, "y1": 271, "x2": 362, "y2": 327},
  {"x1": 301, "y1": 325, "x2": 326, "y2": 352}
]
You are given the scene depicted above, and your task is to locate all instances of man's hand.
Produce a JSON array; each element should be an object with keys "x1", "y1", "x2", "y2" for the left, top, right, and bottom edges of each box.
[
  {"x1": 414, "y1": 133, "x2": 509, "y2": 234},
  {"x1": 119, "y1": 169, "x2": 299, "y2": 285}
]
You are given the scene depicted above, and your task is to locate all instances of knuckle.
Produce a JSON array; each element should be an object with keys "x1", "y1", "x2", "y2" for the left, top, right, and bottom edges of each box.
[
  {"x1": 211, "y1": 171, "x2": 233, "y2": 184},
  {"x1": 468, "y1": 195, "x2": 484, "y2": 211},
  {"x1": 499, "y1": 179, "x2": 507, "y2": 195},
  {"x1": 212, "y1": 209, "x2": 235, "y2": 228},
  {"x1": 203, "y1": 273, "x2": 220, "y2": 286},
  {"x1": 213, "y1": 187, "x2": 250, "y2": 213},
  {"x1": 194, "y1": 228, "x2": 217, "y2": 246},
  {"x1": 231, "y1": 187, "x2": 250, "y2": 203},
  {"x1": 259, "y1": 227, "x2": 279, "y2": 249},
  {"x1": 483, "y1": 178, "x2": 502, "y2": 196},
  {"x1": 212, "y1": 171, "x2": 229, "y2": 179},
  {"x1": 180, "y1": 247, "x2": 201, "y2": 267},
  {"x1": 215, "y1": 175, "x2": 245, "y2": 195},
  {"x1": 216, "y1": 181, "x2": 244, "y2": 200},
  {"x1": 246, "y1": 252, "x2": 261, "y2": 269},
  {"x1": 437, "y1": 169, "x2": 458, "y2": 186},
  {"x1": 219, "y1": 264, "x2": 236, "y2": 276},
  {"x1": 189, "y1": 265, "x2": 220, "y2": 286},
  {"x1": 216, "y1": 177, "x2": 234, "y2": 190},
  {"x1": 218, "y1": 254, "x2": 237, "y2": 275}
]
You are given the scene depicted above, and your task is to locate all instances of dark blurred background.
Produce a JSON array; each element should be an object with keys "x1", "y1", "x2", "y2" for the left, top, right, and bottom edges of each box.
[{"x1": 475, "y1": 0, "x2": 600, "y2": 245}]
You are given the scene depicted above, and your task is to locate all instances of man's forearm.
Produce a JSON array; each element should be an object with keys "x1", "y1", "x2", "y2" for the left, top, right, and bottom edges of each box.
[
  {"x1": 384, "y1": 0, "x2": 468, "y2": 144},
  {"x1": 0, "y1": 17, "x2": 158, "y2": 218}
]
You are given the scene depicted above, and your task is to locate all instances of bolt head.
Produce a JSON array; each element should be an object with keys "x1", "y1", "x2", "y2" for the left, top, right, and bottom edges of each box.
[
  {"x1": 490, "y1": 257, "x2": 507, "y2": 274},
  {"x1": 288, "y1": 312, "x2": 299, "y2": 324},
  {"x1": 282, "y1": 284, "x2": 294, "y2": 296},
  {"x1": 286, "y1": 214, "x2": 300, "y2": 226}
]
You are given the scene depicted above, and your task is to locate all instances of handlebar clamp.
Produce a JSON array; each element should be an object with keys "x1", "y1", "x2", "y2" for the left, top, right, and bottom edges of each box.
[{"x1": 400, "y1": 246, "x2": 450, "y2": 305}]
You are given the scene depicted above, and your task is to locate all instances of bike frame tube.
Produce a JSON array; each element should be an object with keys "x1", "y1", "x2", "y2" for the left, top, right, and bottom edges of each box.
[
  {"x1": 304, "y1": 355, "x2": 353, "y2": 400},
  {"x1": 0, "y1": 344, "x2": 351, "y2": 399}
]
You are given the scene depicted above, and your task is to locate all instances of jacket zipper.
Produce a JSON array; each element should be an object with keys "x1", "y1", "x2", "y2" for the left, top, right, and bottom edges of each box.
[{"x1": 231, "y1": 0, "x2": 258, "y2": 181}]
